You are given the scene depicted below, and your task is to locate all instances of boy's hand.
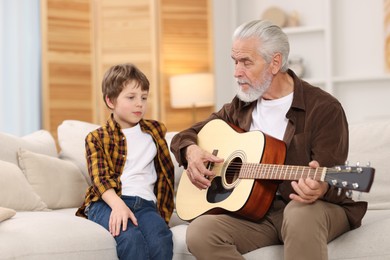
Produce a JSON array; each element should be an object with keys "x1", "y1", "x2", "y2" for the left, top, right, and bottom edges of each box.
[
  {"x1": 102, "y1": 189, "x2": 138, "y2": 237},
  {"x1": 109, "y1": 201, "x2": 138, "y2": 237}
]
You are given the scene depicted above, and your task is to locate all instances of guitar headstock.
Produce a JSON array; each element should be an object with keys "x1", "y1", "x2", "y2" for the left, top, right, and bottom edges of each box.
[{"x1": 325, "y1": 165, "x2": 375, "y2": 193}]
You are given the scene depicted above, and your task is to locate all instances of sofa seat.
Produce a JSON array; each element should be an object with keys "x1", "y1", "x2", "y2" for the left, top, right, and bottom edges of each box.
[
  {"x1": 0, "y1": 209, "x2": 118, "y2": 260},
  {"x1": 171, "y1": 209, "x2": 390, "y2": 260}
]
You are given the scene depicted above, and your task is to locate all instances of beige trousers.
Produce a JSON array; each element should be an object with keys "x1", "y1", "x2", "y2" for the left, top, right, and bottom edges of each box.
[{"x1": 186, "y1": 200, "x2": 350, "y2": 260}]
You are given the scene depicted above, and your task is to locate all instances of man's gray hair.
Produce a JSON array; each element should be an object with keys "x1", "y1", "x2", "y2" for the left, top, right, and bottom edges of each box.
[{"x1": 233, "y1": 20, "x2": 290, "y2": 72}]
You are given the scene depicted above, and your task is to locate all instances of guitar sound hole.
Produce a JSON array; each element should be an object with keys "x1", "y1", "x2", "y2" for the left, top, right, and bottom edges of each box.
[
  {"x1": 225, "y1": 157, "x2": 242, "y2": 185},
  {"x1": 206, "y1": 176, "x2": 233, "y2": 203},
  {"x1": 206, "y1": 156, "x2": 243, "y2": 204}
]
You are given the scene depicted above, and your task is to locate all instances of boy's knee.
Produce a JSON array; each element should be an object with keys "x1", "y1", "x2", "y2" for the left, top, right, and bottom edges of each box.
[
  {"x1": 149, "y1": 229, "x2": 173, "y2": 258},
  {"x1": 116, "y1": 228, "x2": 145, "y2": 257}
]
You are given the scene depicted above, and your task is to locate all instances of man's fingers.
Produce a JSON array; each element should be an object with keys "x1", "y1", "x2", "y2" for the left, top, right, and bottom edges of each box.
[{"x1": 187, "y1": 169, "x2": 210, "y2": 189}]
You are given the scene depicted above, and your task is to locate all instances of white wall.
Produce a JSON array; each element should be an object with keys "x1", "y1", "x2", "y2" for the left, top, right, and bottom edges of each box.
[
  {"x1": 332, "y1": 0, "x2": 384, "y2": 77},
  {"x1": 212, "y1": 0, "x2": 390, "y2": 123},
  {"x1": 211, "y1": 0, "x2": 238, "y2": 109}
]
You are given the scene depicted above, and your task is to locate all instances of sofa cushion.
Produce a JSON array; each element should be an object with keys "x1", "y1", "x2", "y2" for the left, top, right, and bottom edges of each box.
[
  {"x1": 0, "y1": 211, "x2": 118, "y2": 260},
  {"x1": 17, "y1": 148, "x2": 88, "y2": 209},
  {"x1": 348, "y1": 119, "x2": 390, "y2": 209},
  {"x1": 0, "y1": 160, "x2": 48, "y2": 211},
  {"x1": 0, "y1": 130, "x2": 57, "y2": 165},
  {"x1": 57, "y1": 120, "x2": 100, "y2": 185},
  {"x1": 326, "y1": 209, "x2": 390, "y2": 259},
  {"x1": 0, "y1": 207, "x2": 16, "y2": 222}
]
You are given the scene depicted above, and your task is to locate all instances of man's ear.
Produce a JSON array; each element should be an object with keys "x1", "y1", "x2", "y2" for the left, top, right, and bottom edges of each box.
[
  {"x1": 270, "y1": 53, "x2": 282, "y2": 75},
  {"x1": 105, "y1": 96, "x2": 115, "y2": 109}
]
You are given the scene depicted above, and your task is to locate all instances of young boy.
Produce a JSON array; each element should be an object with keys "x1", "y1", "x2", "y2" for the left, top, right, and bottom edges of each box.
[{"x1": 76, "y1": 63, "x2": 175, "y2": 260}]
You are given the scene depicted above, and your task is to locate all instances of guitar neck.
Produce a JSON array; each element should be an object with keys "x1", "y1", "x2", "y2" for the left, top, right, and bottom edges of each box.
[{"x1": 239, "y1": 163, "x2": 327, "y2": 181}]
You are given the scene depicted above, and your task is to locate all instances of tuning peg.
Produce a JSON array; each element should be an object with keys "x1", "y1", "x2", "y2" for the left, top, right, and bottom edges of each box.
[
  {"x1": 356, "y1": 161, "x2": 360, "y2": 167},
  {"x1": 366, "y1": 162, "x2": 371, "y2": 167},
  {"x1": 337, "y1": 188, "x2": 342, "y2": 196},
  {"x1": 345, "y1": 190, "x2": 353, "y2": 198},
  {"x1": 345, "y1": 160, "x2": 349, "y2": 166}
]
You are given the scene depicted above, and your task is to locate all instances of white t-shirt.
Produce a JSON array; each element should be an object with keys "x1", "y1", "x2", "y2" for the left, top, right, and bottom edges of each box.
[
  {"x1": 250, "y1": 92, "x2": 293, "y2": 140},
  {"x1": 120, "y1": 124, "x2": 157, "y2": 202}
]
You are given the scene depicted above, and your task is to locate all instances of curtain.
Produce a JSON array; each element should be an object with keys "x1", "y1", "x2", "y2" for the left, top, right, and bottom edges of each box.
[{"x1": 0, "y1": 0, "x2": 40, "y2": 136}]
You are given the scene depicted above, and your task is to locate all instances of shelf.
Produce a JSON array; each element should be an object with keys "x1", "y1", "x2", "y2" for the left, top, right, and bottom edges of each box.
[
  {"x1": 282, "y1": 26, "x2": 325, "y2": 35},
  {"x1": 302, "y1": 77, "x2": 326, "y2": 86},
  {"x1": 333, "y1": 74, "x2": 390, "y2": 83}
]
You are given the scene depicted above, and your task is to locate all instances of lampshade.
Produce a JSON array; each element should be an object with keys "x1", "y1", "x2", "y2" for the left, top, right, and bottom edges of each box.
[{"x1": 170, "y1": 73, "x2": 214, "y2": 108}]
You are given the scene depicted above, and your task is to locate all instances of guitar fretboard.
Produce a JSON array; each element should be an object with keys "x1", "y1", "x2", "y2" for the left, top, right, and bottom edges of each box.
[{"x1": 238, "y1": 163, "x2": 326, "y2": 181}]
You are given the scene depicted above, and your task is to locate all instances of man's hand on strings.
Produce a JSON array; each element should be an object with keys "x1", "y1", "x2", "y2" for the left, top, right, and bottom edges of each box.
[{"x1": 185, "y1": 144, "x2": 224, "y2": 189}]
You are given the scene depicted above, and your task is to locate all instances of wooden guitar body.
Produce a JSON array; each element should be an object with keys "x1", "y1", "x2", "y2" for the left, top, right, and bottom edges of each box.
[{"x1": 176, "y1": 119, "x2": 286, "y2": 221}]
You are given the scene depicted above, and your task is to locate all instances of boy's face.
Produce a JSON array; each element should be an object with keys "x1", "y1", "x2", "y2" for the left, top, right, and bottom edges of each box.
[{"x1": 107, "y1": 80, "x2": 148, "y2": 128}]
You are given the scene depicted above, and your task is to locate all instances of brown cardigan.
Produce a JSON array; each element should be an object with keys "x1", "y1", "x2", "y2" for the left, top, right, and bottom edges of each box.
[{"x1": 170, "y1": 70, "x2": 367, "y2": 229}]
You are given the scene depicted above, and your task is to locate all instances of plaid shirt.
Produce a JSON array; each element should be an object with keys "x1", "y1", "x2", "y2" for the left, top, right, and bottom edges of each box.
[{"x1": 76, "y1": 115, "x2": 175, "y2": 224}]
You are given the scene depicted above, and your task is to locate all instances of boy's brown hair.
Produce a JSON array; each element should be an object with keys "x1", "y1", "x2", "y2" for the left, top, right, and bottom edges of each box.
[{"x1": 102, "y1": 63, "x2": 150, "y2": 108}]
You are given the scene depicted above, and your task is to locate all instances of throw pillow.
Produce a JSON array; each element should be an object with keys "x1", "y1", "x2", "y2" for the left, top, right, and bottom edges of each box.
[
  {"x1": 0, "y1": 130, "x2": 57, "y2": 165},
  {"x1": 0, "y1": 160, "x2": 48, "y2": 211},
  {"x1": 57, "y1": 120, "x2": 100, "y2": 185},
  {"x1": 17, "y1": 148, "x2": 89, "y2": 209},
  {"x1": 348, "y1": 119, "x2": 390, "y2": 210},
  {"x1": 0, "y1": 207, "x2": 16, "y2": 222}
]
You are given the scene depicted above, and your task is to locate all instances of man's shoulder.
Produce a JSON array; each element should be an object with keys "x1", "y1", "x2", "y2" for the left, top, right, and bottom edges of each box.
[{"x1": 300, "y1": 80, "x2": 340, "y2": 104}]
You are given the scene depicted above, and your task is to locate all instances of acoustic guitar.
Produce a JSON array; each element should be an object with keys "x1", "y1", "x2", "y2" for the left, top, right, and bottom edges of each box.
[{"x1": 175, "y1": 119, "x2": 375, "y2": 222}]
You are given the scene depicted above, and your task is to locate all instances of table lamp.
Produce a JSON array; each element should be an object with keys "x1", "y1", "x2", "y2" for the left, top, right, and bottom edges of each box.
[{"x1": 170, "y1": 73, "x2": 214, "y2": 123}]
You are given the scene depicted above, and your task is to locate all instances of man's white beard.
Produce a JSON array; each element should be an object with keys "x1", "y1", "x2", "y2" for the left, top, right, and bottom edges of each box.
[{"x1": 236, "y1": 71, "x2": 273, "y2": 102}]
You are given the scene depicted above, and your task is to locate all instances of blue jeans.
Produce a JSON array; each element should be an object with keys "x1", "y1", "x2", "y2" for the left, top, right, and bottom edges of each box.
[{"x1": 88, "y1": 196, "x2": 173, "y2": 260}]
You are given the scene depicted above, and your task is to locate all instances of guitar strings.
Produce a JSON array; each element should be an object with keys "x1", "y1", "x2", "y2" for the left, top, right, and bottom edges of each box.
[{"x1": 221, "y1": 161, "x2": 353, "y2": 189}]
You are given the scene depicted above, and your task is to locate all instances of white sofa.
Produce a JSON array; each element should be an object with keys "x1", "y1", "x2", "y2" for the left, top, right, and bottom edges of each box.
[{"x1": 0, "y1": 119, "x2": 389, "y2": 260}]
